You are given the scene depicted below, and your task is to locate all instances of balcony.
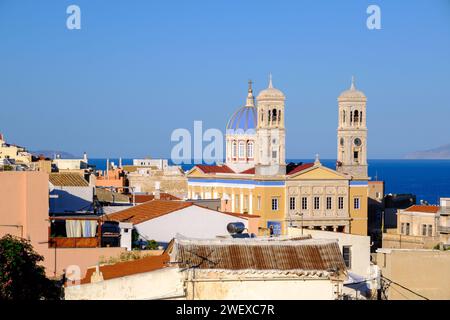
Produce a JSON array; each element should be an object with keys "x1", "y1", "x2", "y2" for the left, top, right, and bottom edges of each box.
[
  {"x1": 438, "y1": 226, "x2": 450, "y2": 234},
  {"x1": 49, "y1": 237, "x2": 99, "y2": 248}
]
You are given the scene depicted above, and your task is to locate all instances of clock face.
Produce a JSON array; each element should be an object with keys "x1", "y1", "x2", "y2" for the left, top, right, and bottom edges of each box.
[
  {"x1": 340, "y1": 138, "x2": 344, "y2": 146},
  {"x1": 354, "y1": 138, "x2": 362, "y2": 146}
]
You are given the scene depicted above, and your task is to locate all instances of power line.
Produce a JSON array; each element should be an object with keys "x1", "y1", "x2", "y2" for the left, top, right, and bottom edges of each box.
[{"x1": 381, "y1": 276, "x2": 429, "y2": 300}]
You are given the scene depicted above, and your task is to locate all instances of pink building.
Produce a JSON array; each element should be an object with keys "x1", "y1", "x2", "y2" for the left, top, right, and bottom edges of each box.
[{"x1": 0, "y1": 171, "x2": 125, "y2": 278}]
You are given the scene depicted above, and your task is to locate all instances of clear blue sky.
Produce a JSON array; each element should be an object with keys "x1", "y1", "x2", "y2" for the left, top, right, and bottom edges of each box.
[{"x1": 0, "y1": 0, "x2": 449, "y2": 159}]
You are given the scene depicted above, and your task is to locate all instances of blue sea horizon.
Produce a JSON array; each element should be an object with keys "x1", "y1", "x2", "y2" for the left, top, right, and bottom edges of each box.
[{"x1": 88, "y1": 158, "x2": 450, "y2": 205}]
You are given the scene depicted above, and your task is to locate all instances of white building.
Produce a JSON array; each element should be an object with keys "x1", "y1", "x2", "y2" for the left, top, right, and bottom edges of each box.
[
  {"x1": 105, "y1": 199, "x2": 258, "y2": 247},
  {"x1": 49, "y1": 173, "x2": 94, "y2": 213},
  {"x1": 65, "y1": 235, "x2": 348, "y2": 300}
]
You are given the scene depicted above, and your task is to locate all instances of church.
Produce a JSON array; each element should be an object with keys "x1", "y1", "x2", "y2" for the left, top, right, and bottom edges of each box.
[{"x1": 186, "y1": 76, "x2": 369, "y2": 236}]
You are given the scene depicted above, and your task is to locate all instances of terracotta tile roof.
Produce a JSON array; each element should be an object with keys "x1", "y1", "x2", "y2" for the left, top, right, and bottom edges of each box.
[
  {"x1": 49, "y1": 173, "x2": 89, "y2": 187},
  {"x1": 221, "y1": 211, "x2": 260, "y2": 219},
  {"x1": 286, "y1": 163, "x2": 314, "y2": 175},
  {"x1": 79, "y1": 253, "x2": 170, "y2": 285},
  {"x1": 404, "y1": 205, "x2": 440, "y2": 214},
  {"x1": 132, "y1": 193, "x2": 180, "y2": 203},
  {"x1": 196, "y1": 164, "x2": 235, "y2": 174},
  {"x1": 105, "y1": 200, "x2": 193, "y2": 224},
  {"x1": 239, "y1": 167, "x2": 255, "y2": 174},
  {"x1": 172, "y1": 237, "x2": 346, "y2": 275}
]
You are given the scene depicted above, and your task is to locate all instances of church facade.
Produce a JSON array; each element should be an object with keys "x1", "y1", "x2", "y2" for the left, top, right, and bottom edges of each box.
[{"x1": 186, "y1": 76, "x2": 369, "y2": 236}]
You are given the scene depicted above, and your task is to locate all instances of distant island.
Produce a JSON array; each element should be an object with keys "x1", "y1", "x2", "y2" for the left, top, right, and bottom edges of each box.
[
  {"x1": 30, "y1": 150, "x2": 76, "y2": 159},
  {"x1": 404, "y1": 144, "x2": 450, "y2": 159}
]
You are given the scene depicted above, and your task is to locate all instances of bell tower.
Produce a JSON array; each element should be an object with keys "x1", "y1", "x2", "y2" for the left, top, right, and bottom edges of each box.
[
  {"x1": 255, "y1": 74, "x2": 286, "y2": 176},
  {"x1": 336, "y1": 77, "x2": 368, "y2": 179}
]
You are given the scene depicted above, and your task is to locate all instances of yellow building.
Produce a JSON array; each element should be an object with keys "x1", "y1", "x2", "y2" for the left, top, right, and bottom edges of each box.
[
  {"x1": 0, "y1": 133, "x2": 32, "y2": 165},
  {"x1": 187, "y1": 76, "x2": 369, "y2": 236}
]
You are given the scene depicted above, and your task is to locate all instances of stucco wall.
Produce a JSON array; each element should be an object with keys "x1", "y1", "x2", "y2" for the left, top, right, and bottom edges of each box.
[
  {"x1": 376, "y1": 249, "x2": 450, "y2": 300},
  {"x1": 49, "y1": 186, "x2": 94, "y2": 213},
  {"x1": 135, "y1": 206, "x2": 249, "y2": 245},
  {"x1": 0, "y1": 171, "x2": 125, "y2": 278},
  {"x1": 188, "y1": 277, "x2": 337, "y2": 300},
  {"x1": 65, "y1": 267, "x2": 185, "y2": 300},
  {"x1": 65, "y1": 268, "x2": 338, "y2": 300}
]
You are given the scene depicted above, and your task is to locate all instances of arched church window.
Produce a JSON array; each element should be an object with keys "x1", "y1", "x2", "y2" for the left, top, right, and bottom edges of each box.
[
  {"x1": 272, "y1": 109, "x2": 277, "y2": 123},
  {"x1": 238, "y1": 141, "x2": 245, "y2": 158},
  {"x1": 247, "y1": 141, "x2": 254, "y2": 159},
  {"x1": 278, "y1": 110, "x2": 281, "y2": 124},
  {"x1": 268, "y1": 110, "x2": 271, "y2": 123},
  {"x1": 350, "y1": 111, "x2": 353, "y2": 124},
  {"x1": 232, "y1": 141, "x2": 237, "y2": 158},
  {"x1": 342, "y1": 110, "x2": 346, "y2": 124},
  {"x1": 354, "y1": 110, "x2": 359, "y2": 124},
  {"x1": 360, "y1": 111, "x2": 363, "y2": 124}
]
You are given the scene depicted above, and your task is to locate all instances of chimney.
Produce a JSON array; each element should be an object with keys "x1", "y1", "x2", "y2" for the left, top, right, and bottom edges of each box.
[{"x1": 154, "y1": 181, "x2": 161, "y2": 199}]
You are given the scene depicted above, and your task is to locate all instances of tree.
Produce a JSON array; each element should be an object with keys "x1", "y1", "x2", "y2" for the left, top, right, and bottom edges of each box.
[{"x1": 0, "y1": 234, "x2": 63, "y2": 300}]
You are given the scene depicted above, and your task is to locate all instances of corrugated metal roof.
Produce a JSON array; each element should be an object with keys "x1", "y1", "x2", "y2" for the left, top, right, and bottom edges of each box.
[
  {"x1": 171, "y1": 237, "x2": 346, "y2": 275},
  {"x1": 49, "y1": 173, "x2": 89, "y2": 187}
]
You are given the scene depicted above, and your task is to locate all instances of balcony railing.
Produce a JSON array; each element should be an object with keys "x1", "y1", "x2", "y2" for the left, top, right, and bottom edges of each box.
[
  {"x1": 48, "y1": 237, "x2": 100, "y2": 248},
  {"x1": 438, "y1": 226, "x2": 450, "y2": 234}
]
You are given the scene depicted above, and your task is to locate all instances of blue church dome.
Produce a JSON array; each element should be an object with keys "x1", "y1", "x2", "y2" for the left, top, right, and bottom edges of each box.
[
  {"x1": 226, "y1": 81, "x2": 257, "y2": 134},
  {"x1": 226, "y1": 106, "x2": 257, "y2": 134}
]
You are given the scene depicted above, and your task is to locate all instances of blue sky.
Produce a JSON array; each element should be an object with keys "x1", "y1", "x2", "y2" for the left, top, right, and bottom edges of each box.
[{"x1": 0, "y1": 0, "x2": 449, "y2": 159}]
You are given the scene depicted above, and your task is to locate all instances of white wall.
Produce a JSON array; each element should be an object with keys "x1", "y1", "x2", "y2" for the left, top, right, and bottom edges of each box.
[
  {"x1": 65, "y1": 267, "x2": 185, "y2": 300},
  {"x1": 49, "y1": 186, "x2": 94, "y2": 213},
  {"x1": 135, "y1": 206, "x2": 248, "y2": 244},
  {"x1": 288, "y1": 227, "x2": 371, "y2": 278}
]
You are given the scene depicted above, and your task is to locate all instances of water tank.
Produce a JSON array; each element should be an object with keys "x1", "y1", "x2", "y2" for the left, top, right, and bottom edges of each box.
[{"x1": 227, "y1": 222, "x2": 246, "y2": 234}]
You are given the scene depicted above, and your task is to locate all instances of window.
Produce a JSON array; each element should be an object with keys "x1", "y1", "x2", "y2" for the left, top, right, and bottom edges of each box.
[
  {"x1": 401, "y1": 222, "x2": 411, "y2": 235},
  {"x1": 272, "y1": 150, "x2": 277, "y2": 159},
  {"x1": 354, "y1": 110, "x2": 359, "y2": 123},
  {"x1": 257, "y1": 196, "x2": 261, "y2": 210},
  {"x1": 247, "y1": 142, "x2": 254, "y2": 159},
  {"x1": 343, "y1": 246, "x2": 352, "y2": 268},
  {"x1": 232, "y1": 141, "x2": 237, "y2": 158},
  {"x1": 272, "y1": 109, "x2": 277, "y2": 122},
  {"x1": 338, "y1": 197, "x2": 344, "y2": 210},
  {"x1": 289, "y1": 197, "x2": 296, "y2": 211},
  {"x1": 271, "y1": 198, "x2": 279, "y2": 211},
  {"x1": 353, "y1": 151, "x2": 359, "y2": 162},
  {"x1": 422, "y1": 224, "x2": 427, "y2": 236},
  {"x1": 428, "y1": 224, "x2": 433, "y2": 237},
  {"x1": 353, "y1": 197, "x2": 360, "y2": 209},
  {"x1": 376, "y1": 192, "x2": 381, "y2": 199},
  {"x1": 314, "y1": 197, "x2": 320, "y2": 210},
  {"x1": 326, "y1": 197, "x2": 332, "y2": 210},
  {"x1": 238, "y1": 141, "x2": 245, "y2": 158},
  {"x1": 302, "y1": 197, "x2": 308, "y2": 210}
]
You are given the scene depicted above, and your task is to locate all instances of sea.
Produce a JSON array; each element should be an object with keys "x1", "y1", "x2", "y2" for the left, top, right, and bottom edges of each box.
[{"x1": 89, "y1": 158, "x2": 450, "y2": 205}]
